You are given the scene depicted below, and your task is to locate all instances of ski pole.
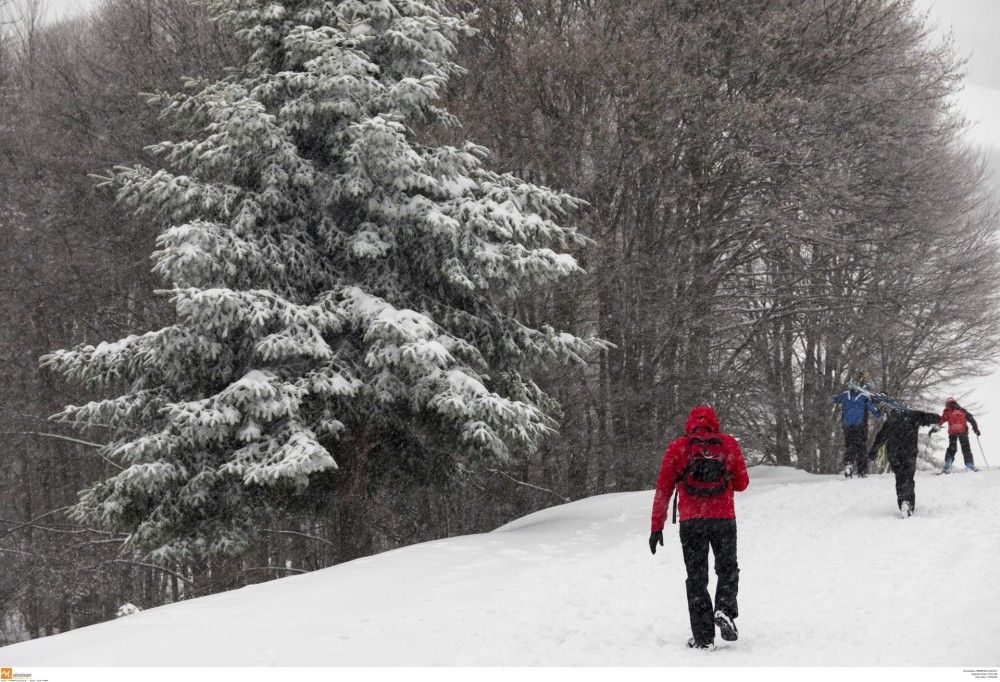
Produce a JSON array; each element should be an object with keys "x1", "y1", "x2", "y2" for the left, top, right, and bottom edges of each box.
[{"x1": 975, "y1": 434, "x2": 991, "y2": 471}]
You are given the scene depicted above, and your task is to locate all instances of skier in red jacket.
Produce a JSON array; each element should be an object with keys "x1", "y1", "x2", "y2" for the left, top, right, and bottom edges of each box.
[
  {"x1": 649, "y1": 405, "x2": 750, "y2": 650},
  {"x1": 939, "y1": 398, "x2": 981, "y2": 473}
]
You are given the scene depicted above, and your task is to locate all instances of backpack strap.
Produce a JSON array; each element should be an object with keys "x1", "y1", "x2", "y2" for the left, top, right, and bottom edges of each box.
[{"x1": 671, "y1": 485, "x2": 679, "y2": 525}]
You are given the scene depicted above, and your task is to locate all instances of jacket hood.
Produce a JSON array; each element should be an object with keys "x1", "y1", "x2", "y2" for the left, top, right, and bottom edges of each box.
[
  {"x1": 945, "y1": 397, "x2": 958, "y2": 408},
  {"x1": 685, "y1": 405, "x2": 721, "y2": 434}
]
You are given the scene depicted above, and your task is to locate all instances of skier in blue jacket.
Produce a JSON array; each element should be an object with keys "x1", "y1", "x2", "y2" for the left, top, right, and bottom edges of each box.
[{"x1": 832, "y1": 385, "x2": 882, "y2": 477}]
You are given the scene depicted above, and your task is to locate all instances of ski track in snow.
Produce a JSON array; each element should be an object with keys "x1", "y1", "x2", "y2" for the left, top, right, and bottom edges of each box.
[{"x1": 3, "y1": 466, "x2": 999, "y2": 666}]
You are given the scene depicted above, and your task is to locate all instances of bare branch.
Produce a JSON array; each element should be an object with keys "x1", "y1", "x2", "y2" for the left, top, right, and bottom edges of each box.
[
  {"x1": 263, "y1": 528, "x2": 334, "y2": 547},
  {"x1": 486, "y1": 468, "x2": 571, "y2": 503},
  {"x1": 107, "y1": 559, "x2": 193, "y2": 585}
]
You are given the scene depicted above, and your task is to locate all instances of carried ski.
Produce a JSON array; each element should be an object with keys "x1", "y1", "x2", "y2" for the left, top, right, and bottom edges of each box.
[{"x1": 847, "y1": 382, "x2": 908, "y2": 412}]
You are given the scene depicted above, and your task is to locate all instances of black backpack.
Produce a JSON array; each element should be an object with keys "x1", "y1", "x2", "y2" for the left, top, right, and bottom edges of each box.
[{"x1": 671, "y1": 435, "x2": 730, "y2": 523}]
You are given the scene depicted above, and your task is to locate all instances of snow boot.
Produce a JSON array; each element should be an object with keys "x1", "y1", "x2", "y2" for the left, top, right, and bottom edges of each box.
[
  {"x1": 899, "y1": 500, "x2": 912, "y2": 519},
  {"x1": 687, "y1": 638, "x2": 715, "y2": 651},
  {"x1": 714, "y1": 611, "x2": 738, "y2": 641},
  {"x1": 966, "y1": 464, "x2": 980, "y2": 472},
  {"x1": 941, "y1": 462, "x2": 953, "y2": 474},
  {"x1": 843, "y1": 463, "x2": 853, "y2": 478}
]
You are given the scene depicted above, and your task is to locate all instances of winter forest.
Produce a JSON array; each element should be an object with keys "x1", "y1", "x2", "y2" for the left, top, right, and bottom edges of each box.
[{"x1": 2, "y1": 0, "x2": 1000, "y2": 646}]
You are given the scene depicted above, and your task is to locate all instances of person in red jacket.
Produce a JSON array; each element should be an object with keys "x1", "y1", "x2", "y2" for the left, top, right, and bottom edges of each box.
[
  {"x1": 649, "y1": 405, "x2": 750, "y2": 650},
  {"x1": 939, "y1": 397, "x2": 981, "y2": 473}
]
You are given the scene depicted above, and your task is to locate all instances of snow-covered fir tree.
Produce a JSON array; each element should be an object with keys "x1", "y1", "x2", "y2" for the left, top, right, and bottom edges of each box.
[{"x1": 43, "y1": 0, "x2": 591, "y2": 562}]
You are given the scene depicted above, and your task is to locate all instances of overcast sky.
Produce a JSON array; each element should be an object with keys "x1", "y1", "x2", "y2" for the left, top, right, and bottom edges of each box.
[{"x1": 914, "y1": 0, "x2": 1000, "y2": 90}]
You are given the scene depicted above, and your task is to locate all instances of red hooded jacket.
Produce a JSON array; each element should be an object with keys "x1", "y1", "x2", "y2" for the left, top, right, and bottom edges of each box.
[
  {"x1": 940, "y1": 400, "x2": 978, "y2": 436},
  {"x1": 650, "y1": 405, "x2": 750, "y2": 531}
]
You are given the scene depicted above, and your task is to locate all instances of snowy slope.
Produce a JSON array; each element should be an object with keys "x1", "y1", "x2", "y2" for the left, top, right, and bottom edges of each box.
[{"x1": 3, "y1": 466, "x2": 999, "y2": 666}]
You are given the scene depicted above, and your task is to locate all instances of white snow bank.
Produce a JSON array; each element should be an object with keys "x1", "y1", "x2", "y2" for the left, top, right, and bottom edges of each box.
[{"x1": 3, "y1": 467, "x2": 998, "y2": 666}]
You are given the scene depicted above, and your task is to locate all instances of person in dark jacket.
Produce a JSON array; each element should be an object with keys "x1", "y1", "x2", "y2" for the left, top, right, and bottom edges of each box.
[
  {"x1": 649, "y1": 405, "x2": 750, "y2": 650},
  {"x1": 869, "y1": 405, "x2": 939, "y2": 517},
  {"x1": 939, "y1": 397, "x2": 981, "y2": 473},
  {"x1": 832, "y1": 385, "x2": 882, "y2": 478}
]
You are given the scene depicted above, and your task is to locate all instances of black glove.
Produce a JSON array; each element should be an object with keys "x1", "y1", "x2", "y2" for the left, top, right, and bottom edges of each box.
[
  {"x1": 975, "y1": 428, "x2": 981, "y2": 437},
  {"x1": 649, "y1": 531, "x2": 664, "y2": 555}
]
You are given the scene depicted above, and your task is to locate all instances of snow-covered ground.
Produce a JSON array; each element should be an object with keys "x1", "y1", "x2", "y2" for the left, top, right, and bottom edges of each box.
[{"x1": 2, "y1": 466, "x2": 998, "y2": 666}]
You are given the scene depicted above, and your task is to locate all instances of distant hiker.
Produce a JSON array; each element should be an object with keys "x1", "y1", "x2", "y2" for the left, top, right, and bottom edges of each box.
[
  {"x1": 868, "y1": 404, "x2": 939, "y2": 517},
  {"x1": 939, "y1": 398, "x2": 981, "y2": 473},
  {"x1": 649, "y1": 405, "x2": 750, "y2": 650},
  {"x1": 832, "y1": 384, "x2": 883, "y2": 478}
]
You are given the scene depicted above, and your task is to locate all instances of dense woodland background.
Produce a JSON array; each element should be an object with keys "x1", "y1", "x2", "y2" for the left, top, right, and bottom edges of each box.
[{"x1": 2, "y1": 0, "x2": 1000, "y2": 643}]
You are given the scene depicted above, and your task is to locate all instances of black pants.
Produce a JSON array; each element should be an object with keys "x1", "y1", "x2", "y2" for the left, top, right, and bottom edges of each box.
[
  {"x1": 945, "y1": 433, "x2": 974, "y2": 466},
  {"x1": 891, "y1": 456, "x2": 916, "y2": 510},
  {"x1": 679, "y1": 518, "x2": 739, "y2": 645},
  {"x1": 843, "y1": 423, "x2": 869, "y2": 475}
]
